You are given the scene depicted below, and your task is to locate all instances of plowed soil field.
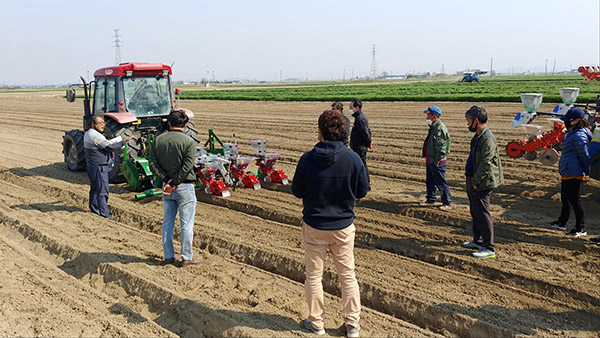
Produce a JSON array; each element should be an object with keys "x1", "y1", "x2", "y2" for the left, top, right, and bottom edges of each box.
[{"x1": 1, "y1": 91, "x2": 599, "y2": 337}]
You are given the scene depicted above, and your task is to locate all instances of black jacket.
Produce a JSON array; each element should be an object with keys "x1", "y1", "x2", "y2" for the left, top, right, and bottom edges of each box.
[
  {"x1": 292, "y1": 141, "x2": 369, "y2": 230},
  {"x1": 350, "y1": 110, "x2": 372, "y2": 151}
]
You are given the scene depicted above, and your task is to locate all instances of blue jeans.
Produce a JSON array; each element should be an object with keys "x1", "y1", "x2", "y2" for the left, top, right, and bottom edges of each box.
[
  {"x1": 162, "y1": 183, "x2": 197, "y2": 261},
  {"x1": 425, "y1": 161, "x2": 451, "y2": 205}
]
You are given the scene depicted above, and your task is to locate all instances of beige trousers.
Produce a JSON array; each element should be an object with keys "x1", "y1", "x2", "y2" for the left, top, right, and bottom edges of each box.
[{"x1": 302, "y1": 221, "x2": 360, "y2": 329}]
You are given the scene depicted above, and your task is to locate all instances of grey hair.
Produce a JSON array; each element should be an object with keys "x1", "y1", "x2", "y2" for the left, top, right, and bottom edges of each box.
[
  {"x1": 90, "y1": 114, "x2": 104, "y2": 125},
  {"x1": 465, "y1": 105, "x2": 488, "y2": 123}
]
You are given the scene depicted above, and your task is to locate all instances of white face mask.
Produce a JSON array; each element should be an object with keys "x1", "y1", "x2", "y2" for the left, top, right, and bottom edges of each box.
[{"x1": 426, "y1": 119, "x2": 433, "y2": 126}]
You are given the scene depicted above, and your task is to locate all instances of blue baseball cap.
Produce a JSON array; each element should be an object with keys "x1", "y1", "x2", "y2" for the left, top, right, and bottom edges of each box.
[
  {"x1": 423, "y1": 106, "x2": 442, "y2": 116},
  {"x1": 560, "y1": 107, "x2": 585, "y2": 121}
]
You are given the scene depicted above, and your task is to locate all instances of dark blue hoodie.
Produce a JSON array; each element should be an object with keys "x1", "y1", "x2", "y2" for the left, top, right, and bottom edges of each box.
[{"x1": 292, "y1": 141, "x2": 369, "y2": 230}]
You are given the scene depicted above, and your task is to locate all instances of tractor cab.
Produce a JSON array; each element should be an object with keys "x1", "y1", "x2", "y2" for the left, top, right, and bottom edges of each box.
[
  {"x1": 63, "y1": 62, "x2": 198, "y2": 186},
  {"x1": 90, "y1": 63, "x2": 176, "y2": 132},
  {"x1": 93, "y1": 63, "x2": 174, "y2": 118}
]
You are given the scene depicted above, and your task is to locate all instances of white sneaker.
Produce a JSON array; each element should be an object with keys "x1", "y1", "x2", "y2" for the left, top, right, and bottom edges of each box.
[
  {"x1": 302, "y1": 318, "x2": 325, "y2": 335},
  {"x1": 472, "y1": 248, "x2": 496, "y2": 259},
  {"x1": 439, "y1": 204, "x2": 452, "y2": 211},
  {"x1": 346, "y1": 324, "x2": 360, "y2": 338}
]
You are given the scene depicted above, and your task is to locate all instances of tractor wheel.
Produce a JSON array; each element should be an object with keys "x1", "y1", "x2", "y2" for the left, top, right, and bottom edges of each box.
[
  {"x1": 104, "y1": 119, "x2": 140, "y2": 183},
  {"x1": 505, "y1": 141, "x2": 524, "y2": 158},
  {"x1": 183, "y1": 120, "x2": 200, "y2": 143},
  {"x1": 62, "y1": 130, "x2": 86, "y2": 171}
]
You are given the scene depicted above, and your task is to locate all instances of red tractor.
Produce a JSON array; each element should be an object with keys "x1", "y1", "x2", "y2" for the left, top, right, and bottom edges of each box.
[{"x1": 62, "y1": 62, "x2": 199, "y2": 186}]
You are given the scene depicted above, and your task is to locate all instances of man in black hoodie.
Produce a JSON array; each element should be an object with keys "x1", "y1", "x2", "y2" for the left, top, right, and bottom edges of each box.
[
  {"x1": 349, "y1": 99, "x2": 372, "y2": 188},
  {"x1": 292, "y1": 110, "x2": 369, "y2": 338}
]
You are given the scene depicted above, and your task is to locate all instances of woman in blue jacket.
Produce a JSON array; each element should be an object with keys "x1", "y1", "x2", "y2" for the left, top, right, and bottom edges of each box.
[{"x1": 549, "y1": 108, "x2": 592, "y2": 237}]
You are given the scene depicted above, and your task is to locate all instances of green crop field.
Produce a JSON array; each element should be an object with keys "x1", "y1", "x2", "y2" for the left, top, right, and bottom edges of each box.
[{"x1": 180, "y1": 74, "x2": 600, "y2": 103}]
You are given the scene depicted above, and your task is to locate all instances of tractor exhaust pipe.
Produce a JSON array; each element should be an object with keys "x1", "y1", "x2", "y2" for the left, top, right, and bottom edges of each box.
[{"x1": 80, "y1": 76, "x2": 92, "y2": 130}]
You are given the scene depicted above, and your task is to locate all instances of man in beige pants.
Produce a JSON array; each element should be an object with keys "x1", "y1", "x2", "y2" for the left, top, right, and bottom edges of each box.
[{"x1": 292, "y1": 110, "x2": 369, "y2": 338}]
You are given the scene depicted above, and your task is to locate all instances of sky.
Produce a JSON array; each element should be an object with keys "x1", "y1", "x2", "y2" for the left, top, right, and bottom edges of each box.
[{"x1": 0, "y1": 0, "x2": 598, "y2": 86}]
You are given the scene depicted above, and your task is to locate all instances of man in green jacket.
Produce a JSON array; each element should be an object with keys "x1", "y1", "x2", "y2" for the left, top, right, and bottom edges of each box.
[
  {"x1": 421, "y1": 106, "x2": 452, "y2": 211},
  {"x1": 462, "y1": 106, "x2": 504, "y2": 259},
  {"x1": 148, "y1": 109, "x2": 201, "y2": 267}
]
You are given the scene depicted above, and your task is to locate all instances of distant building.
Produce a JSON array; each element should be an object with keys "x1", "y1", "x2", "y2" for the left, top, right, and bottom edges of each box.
[{"x1": 384, "y1": 75, "x2": 406, "y2": 79}]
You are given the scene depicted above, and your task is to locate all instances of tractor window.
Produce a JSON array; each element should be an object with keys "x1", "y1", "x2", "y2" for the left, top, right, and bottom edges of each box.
[
  {"x1": 93, "y1": 77, "x2": 116, "y2": 113},
  {"x1": 123, "y1": 76, "x2": 171, "y2": 117}
]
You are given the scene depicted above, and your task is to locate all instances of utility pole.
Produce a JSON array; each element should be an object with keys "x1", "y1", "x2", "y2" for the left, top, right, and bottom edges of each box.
[
  {"x1": 370, "y1": 44, "x2": 377, "y2": 79},
  {"x1": 113, "y1": 29, "x2": 122, "y2": 65},
  {"x1": 490, "y1": 58, "x2": 493, "y2": 78},
  {"x1": 280, "y1": 70, "x2": 282, "y2": 82},
  {"x1": 552, "y1": 59, "x2": 556, "y2": 75},
  {"x1": 343, "y1": 69, "x2": 346, "y2": 81},
  {"x1": 545, "y1": 59, "x2": 548, "y2": 75}
]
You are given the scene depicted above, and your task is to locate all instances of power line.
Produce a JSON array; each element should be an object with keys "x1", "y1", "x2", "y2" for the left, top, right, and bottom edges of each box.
[{"x1": 113, "y1": 29, "x2": 122, "y2": 65}]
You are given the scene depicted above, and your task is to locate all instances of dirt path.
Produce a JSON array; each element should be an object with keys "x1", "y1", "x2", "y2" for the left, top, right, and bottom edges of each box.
[{"x1": 1, "y1": 91, "x2": 599, "y2": 337}]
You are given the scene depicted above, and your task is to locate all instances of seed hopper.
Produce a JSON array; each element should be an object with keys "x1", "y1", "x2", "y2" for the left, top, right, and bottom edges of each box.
[{"x1": 506, "y1": 88, "x2": 600, "y2": 170}]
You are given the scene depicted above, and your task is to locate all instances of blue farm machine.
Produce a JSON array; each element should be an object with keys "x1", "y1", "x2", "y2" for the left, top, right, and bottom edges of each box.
[{"x1": 458, "y1": 70, "x2": 488, "y2": 83}]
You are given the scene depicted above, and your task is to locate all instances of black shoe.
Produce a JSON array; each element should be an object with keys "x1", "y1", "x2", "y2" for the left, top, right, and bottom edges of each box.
[
  {"x1": 548, "y1": 220, "x2": 566, "y2": 231},
  {"x1": 566, "y1": 227, "x2": 587, "y2": 237},
  {"x1": 590, "y1": 236, "x2": 600, "y2": 243}
]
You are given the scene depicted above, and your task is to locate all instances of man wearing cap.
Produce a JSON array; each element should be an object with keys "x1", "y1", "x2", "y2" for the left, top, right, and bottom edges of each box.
[
  {"x1": 421, "y1": 106, "x2": 452, "y2": 210},
  {"x1": 548, "y1": 108, "x2": 591, "y2": 237}
]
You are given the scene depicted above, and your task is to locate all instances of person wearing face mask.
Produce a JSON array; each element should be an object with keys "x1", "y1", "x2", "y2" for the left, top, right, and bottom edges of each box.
[
  {"x1": 420, "y1": 106, "x2": 452, "y2": 210},
  {"x1": 462, "y1": 105, "x2": 504, "y2": 259},
  {"x1": 548, "y1": 108, "x2": 591, "y2": 238}
]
